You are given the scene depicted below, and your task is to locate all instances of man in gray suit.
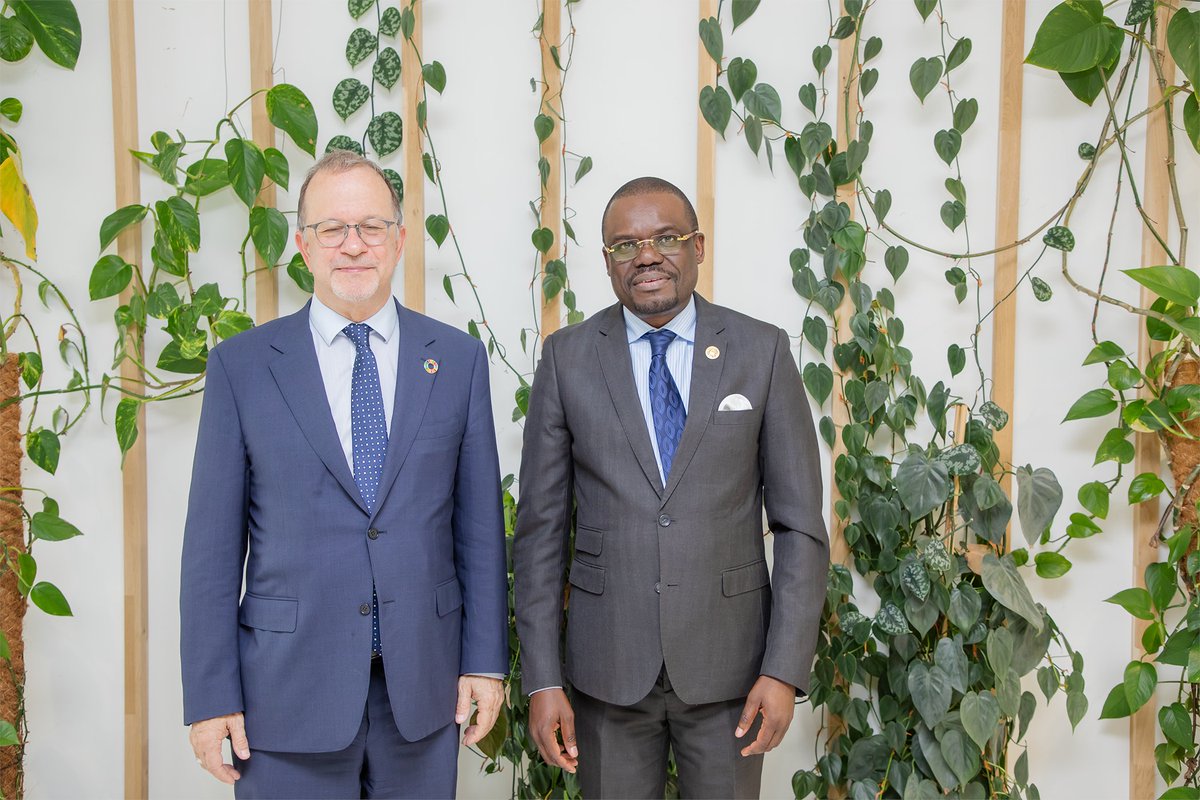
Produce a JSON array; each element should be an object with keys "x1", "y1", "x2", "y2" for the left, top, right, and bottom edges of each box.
[{"x1": 513, "y1": 177, "x2": 829, "y2": 798}]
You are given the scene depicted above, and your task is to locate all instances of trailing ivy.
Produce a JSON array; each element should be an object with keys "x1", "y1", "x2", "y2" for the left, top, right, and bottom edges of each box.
[
  {"x1": 1024, "y1": 2, "x2": 1200, "y2": 796},
  {"x1": 92, "y1": 84, "x2": 318, "y2": 454},
  {"x1": 700, "y1": 2, "x2": 1088, "y2": 797},
  {"x1": 0, "y1": 1, "x2": 88, "y2": 789},
  {"x1": 331, "y1": 0, "x2": 407, "y2": 206},
  {"x1": 476, "y1": 3, "x2": 591, "y2": 798}
]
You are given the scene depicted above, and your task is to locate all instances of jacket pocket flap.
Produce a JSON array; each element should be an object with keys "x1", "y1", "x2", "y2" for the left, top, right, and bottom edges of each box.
[
  {"x1": 239, "y1": 593, "x2": 298, "y2": 632},
  {"x1": 575, "y1": 526, "x2": 603, "y2": 556},
  {"x1": 416, "y1": 418, "x2": 461, "y2": 440},
  {"x1": 721, "y1": 560, "x2": 770, "y2": 597},
  {"x1": 436, "y1": 579, "x2": 464, "y2": 617},
  {"x1": 568, "y1": 559, "x2": 606, "y2": 595}
]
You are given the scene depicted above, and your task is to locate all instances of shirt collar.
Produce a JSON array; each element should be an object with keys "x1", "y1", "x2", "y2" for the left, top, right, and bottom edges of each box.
[
  {"x1": 309, "y1": 294, "x2": 399, "y2": 346},
  {"x1": 623, "y1": 295, "x2": 697, "y2": 345}
]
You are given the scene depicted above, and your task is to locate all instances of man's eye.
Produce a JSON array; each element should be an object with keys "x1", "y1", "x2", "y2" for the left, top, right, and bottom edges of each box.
[
  {"x1": 360, "y1": 223, "x2": 388, "y2": 234},
  {"x1": 612, "y1": 241, "x2": 637, "y2": 255},
  {"x1": 654, "y1": 235, "x2": 680, "y2": 247},
  {"x1": 316, "y1": 223, "x2": 345, "y2": 235}
]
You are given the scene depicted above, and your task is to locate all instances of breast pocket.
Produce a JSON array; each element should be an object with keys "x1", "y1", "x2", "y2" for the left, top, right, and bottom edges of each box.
[
  {"x1": 713, "y1": 408, "x2": 762, "y2": 426},
  {"x1": 416, "y1": 418, "x2": 462, "y2": 440}
]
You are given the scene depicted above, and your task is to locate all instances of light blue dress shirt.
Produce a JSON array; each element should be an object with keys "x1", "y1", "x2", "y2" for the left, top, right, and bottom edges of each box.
[
  {"x1": 623, "y1": 296, "x2": 697, "y2": 485},
  {"x1": 308, "y1": 294, "x2": 400, "y2": 470}
]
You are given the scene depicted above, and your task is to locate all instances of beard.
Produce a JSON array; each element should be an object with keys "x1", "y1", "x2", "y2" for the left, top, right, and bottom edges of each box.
[
  {"x1": 627, "y1": 276, "x2": 680, "y2": 318},
  {"x1": 331, "y1": 268, "x2": 381, "y2": 305}
]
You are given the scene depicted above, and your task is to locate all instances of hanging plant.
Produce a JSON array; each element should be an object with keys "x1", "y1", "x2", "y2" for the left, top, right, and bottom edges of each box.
[
  {"x1": 91, "y1": 84, "x2": 317, "y2": 453},
  {"x1": 700, "y1": 1, "x2": 1088, "y2": 796},
  {"x1": 1024, "y1": 2, "x2": 1200, "y2": 795},
  {"x1": 0, "y1": 2, "x2": 87, "y2": 796}
]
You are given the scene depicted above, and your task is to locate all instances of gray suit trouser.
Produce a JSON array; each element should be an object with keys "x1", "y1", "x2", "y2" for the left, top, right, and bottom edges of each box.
[{"x1": 572, "y1": 667, "x2": 764, "y2": 800}]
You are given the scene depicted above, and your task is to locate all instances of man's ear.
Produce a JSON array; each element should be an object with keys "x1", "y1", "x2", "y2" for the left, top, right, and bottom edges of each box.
[
  {"x1": 295, "y1": 228, "x2": 310, "y2": 263},
  {"x1": 693, "y1": 232, "x2": 706, "y2": 265}
]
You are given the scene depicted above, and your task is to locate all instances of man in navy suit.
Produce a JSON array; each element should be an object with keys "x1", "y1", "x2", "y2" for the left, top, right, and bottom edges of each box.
[{"x1": 180, "y1": 151, "x2": 508, "y2": 798}]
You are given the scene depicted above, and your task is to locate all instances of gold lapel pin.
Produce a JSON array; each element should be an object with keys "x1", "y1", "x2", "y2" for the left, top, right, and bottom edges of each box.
[
  {"x1": 705, "y1": 346, "x2": 720, "y2": 360},
  {"x1": 423, "y1": 358, "x2": 439, "y2": 374}
]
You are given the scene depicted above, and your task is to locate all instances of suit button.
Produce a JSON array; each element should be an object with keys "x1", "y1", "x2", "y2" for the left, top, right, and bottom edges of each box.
[
  {"x1": 658, "y1": 514, "x2": 671, "y2": 527},
  {"x1": 367, "y1": 528, "x2": 379, "y2": 540},
  {"x1": 359, "y1": 603, "x2": 371, "y2": 615},
  {"x1": 655, "y1": 581, "x2": 661, "y2": 594}
]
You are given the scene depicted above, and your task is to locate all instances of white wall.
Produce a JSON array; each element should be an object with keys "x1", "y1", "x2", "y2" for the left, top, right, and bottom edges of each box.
[{"x1": 2, "y1": 0, "x2": 1196, "y2": 798}]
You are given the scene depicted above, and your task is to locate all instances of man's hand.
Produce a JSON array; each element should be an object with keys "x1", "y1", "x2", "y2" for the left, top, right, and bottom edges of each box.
[
  {"x1": 457, "y1": 675, "x2": 504, "y2": 746},
  {"x1": 528, "y1": 688, "x2": 578, "y2": 773},
  {"x1": 734, "y1": 675, "x2": 796, "y2": 757},
  {"x1": 189, "y1": 712, "x2": 250, "y2": 784}
]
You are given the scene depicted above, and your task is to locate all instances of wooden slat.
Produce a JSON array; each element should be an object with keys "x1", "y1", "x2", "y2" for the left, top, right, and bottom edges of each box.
[
  {"x1": 993, "y1": 0, "x2": 1025, "y2": 551},
  {"x1": 828, "y1": 0, "x2": 859, "y2": 568},
  {"x1": 108, "y1": 2, "x2": 148, "y2": 797},
  {"x1": 401, "y1": 0, "x2": 424, "y2": 313},
  {"x1": 1131, "y1": 7, "x2": 1175, "y2": 797},
  {"x1": 248, "y1": 0, "x2": 278, "y2": 323},
  {"x1": 539, "y1": 0, "x2": 564, "y2": 336},
  {"x1": 695, "y1": 0, "x2": 717, "y2": 300}
]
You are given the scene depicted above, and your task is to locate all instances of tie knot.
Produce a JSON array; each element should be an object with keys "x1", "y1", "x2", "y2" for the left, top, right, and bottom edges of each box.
[
  {"x1": 644, "y1": 329, "x2": 676, "y2": 358},
  {"x1": 343, "y1": 323, "x2": 374, "y2": 351}
]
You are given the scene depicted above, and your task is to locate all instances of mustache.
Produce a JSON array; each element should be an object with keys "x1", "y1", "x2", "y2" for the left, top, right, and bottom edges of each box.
[{"x1": 630, "y1": 267, "x2": 675, "y2": 285}]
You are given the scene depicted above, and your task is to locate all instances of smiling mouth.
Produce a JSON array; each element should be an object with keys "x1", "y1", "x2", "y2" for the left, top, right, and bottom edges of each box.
[{"x1": 633, "y1": 273, "x2": 672, "y2": 290}]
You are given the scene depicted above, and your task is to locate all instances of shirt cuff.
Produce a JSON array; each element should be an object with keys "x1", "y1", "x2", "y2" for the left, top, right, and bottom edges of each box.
[
  {"x1": 528, "y1": 685, "x2": 563, "y2": 696},
  {"x1": 464, "y1": 673, "x2": 505, "y2": 680}
]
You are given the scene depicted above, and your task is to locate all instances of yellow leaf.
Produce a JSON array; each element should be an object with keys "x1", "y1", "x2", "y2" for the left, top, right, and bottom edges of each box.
[{"x1": 0, "y1": 154, "x2": 38, "y2": 260}]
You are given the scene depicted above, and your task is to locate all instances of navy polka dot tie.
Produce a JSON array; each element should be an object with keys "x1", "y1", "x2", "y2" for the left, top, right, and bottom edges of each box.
[
  {"x1": 344, "y1": 323, "x2": 387, "y2": 656},
  {"x1": 644, "y1": 329, "x2": 686, "y2": 482}
]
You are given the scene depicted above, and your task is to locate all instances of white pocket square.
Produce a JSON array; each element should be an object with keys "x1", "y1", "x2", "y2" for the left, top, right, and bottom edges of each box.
[{"x1": 718, "y1": 393, "x2": 752, "y2": 411}]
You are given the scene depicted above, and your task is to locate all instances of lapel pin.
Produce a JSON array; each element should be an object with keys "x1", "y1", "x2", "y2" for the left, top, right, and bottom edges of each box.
[
  {"x1": 705, "y1": 346, "x2": 720, "y2": 360},
  {"x1": 423, "y1": 358, "x2": 439, "y2": 374}
]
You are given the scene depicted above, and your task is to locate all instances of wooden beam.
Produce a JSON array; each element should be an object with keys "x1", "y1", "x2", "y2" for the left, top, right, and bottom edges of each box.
[
  {"x1": 248, "y1": 0, "x2": 278, "y2": 323},
  {"x1": 401, "y1": 0, "x2": 425, "y2": 313},
  {"x1": 108, "y1": 2, "x2": 148, "y2": 797},
  {"x1": 1131, "y1": 7, "x2": 1175, "y2": 798},
  {"x1": 828, "y1": 0, "x2": 860, "y2": 569},
  {"x1": 993, "y1": 0, "x2": 1025, "y2": 550},
  {"x1": 539, "y1": 0, "x2": 564, "y2": 336},
  {"x1": 695, "y1": 0, "x2": 717, "y2": 300}
]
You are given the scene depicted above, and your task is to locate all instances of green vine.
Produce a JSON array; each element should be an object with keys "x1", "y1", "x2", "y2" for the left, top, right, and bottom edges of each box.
[
  {"x1": 1023, "y1": 2, "x2": 1199, "y2": 795},
  {"x1": 701, "y1": 1, "x2": 1090, "y2": 796},
  {"x1": 0, "y1": 1, "x2": 86, "y2": 792},
  {"x1": 90, "y1": 84, "x2": 318, "y2": 453}
]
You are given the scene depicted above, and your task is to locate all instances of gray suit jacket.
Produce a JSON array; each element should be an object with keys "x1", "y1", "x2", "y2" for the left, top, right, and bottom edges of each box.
[{"x1": 514, "y1": 295, "x2": 829, "y2": 707}]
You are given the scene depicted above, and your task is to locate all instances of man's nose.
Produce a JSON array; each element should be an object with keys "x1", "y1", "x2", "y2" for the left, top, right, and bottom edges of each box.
[
  {"x1": 340, "y1": 226, "x2": 368, "y2": 254},
  {"x1": 632, "y1": 241, "x2": 664, "y2": 267}
]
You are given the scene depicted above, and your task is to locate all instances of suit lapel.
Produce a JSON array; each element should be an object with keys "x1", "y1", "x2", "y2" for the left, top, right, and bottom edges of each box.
[
  {"x1": 662, "y1": 296, "x2": 727, "y2": 504},
  {"x1": 268, "y1": 304, "x2": 368, "y2": 514},
  {"x1": 371, "y1": 301, "x2": 438, "y2": 518},
  {"x1": 595, "y1": 304, "x2": 664, "y2": 496}
]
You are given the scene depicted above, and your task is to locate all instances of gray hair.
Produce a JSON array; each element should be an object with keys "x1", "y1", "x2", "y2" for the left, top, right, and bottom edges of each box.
[{"x1": 296, "y1": 149, "x2": 402, "y2": 229}]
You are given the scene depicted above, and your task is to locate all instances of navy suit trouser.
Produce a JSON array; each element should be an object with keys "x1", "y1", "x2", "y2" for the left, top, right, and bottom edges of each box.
[{"x1": 233, "y1": 659, "x2": 458, "y2": 799}]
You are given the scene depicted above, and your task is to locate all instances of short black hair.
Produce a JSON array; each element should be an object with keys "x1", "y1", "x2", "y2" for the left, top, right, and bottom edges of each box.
[{"x1": 601, "y1": 176, "x2": 699, "y2": 240}]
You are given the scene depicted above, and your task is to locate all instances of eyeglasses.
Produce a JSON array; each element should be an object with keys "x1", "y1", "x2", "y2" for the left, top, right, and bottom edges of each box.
[
  {"x1": 301, "y1": 219, "x2": 400, "y2": 248},
  {"x1": 603, "y1": 231, "x2": 701, "y2": 263}
]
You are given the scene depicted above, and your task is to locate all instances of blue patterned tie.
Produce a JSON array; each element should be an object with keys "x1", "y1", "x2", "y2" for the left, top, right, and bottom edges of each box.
[
  {"x1": 344, "y1": 323, "x2": 387, "y2": 656},
  {"x1": 644, "y1": 329, "x2": 686, "y2": 482}
]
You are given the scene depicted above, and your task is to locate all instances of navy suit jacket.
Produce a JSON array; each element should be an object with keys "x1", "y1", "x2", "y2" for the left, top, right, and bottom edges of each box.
[{"x1": 180, "y1": 299, "x2": 508, "y2": 752}]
